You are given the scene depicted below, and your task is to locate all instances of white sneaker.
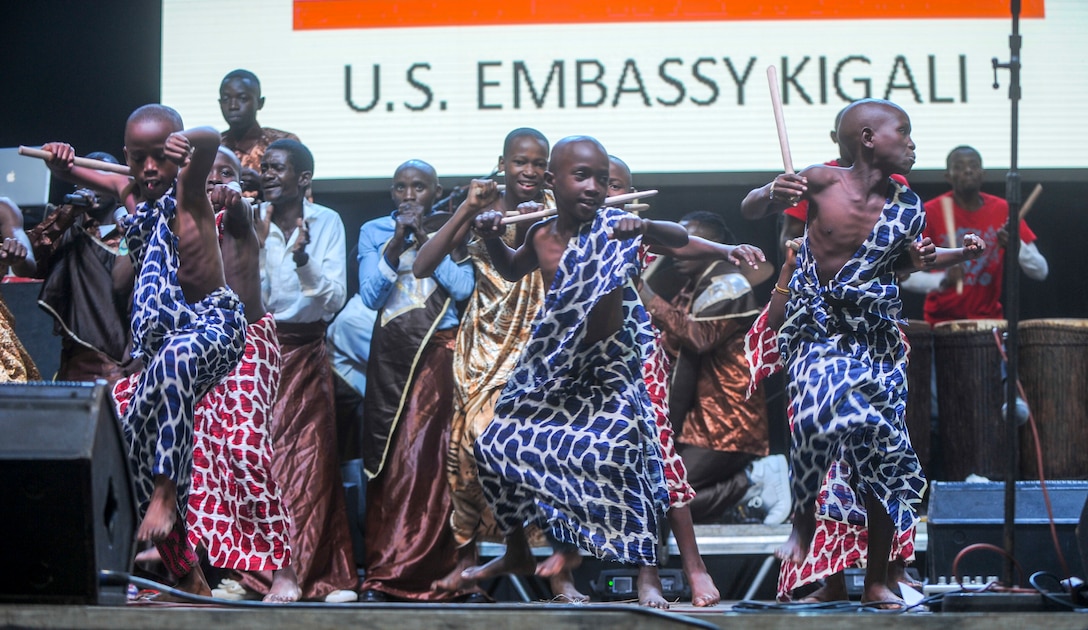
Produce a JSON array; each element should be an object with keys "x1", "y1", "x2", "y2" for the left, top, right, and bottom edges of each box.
[
  {"x1": 325, "y1": 589, "x2": 359, "y2": 603},
  {"x1": 752, "y1": 454, "x2": 791, "y2": 525},
  {"x1": 212, "y1": 578, "x2": 248, "y2": 601}
]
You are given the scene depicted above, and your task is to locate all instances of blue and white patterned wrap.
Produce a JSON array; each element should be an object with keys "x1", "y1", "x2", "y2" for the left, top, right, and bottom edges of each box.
[
  {"x1": 119, "y1": 186, "x2": 245, "y2": 515},
  {"x1": 780, "y1": 181, "x2": 928, "y2": 536},
  {"x1": 474, "y1": 206, "x2": 668, "y2": 565}
]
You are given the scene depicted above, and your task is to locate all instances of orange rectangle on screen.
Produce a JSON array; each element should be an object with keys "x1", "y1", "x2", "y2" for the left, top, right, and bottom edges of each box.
[{"x1": 294, "y1": 0, "x2": 1045, "y2": 30}]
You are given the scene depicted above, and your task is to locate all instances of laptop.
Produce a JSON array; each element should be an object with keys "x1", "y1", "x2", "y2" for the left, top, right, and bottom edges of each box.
[{"x1": 0, "y1": 147, "x2": 51, "y2": 208}]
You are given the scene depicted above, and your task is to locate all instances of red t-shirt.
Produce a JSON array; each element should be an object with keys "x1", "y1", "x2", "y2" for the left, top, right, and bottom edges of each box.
[
  {"x1": 784, "y1": 159, "x2": 909, "y2": 222},
  {"x1": 920, "y1": 191, "x2": 1037, "y2": 324}
]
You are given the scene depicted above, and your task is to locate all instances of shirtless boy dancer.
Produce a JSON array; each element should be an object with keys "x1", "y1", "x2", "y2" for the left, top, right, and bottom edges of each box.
[
  {"x1": 44, "y1": 106, "x2": 246, "y2": 597},
  {"x1": 459, "y1": 136, "x2": 687, "y2": 596},
  {"x1": 742, "y1": 99, "x2": 982, "y2": 607},
  {"x1": 413, "y1": 128, "x2": 586, "y2": 602}
]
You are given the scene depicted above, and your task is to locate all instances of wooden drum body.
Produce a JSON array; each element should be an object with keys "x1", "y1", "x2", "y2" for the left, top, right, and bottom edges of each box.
[
  {"x1": 933, "y1": 319, "x2": 1008, "y2": 481},
  {"x1": 1018, "y1": 319, "x2": 1088, "y2": 479},
  {"x1": 903, "y1": 320, "x2": 932, "y2": 474}
]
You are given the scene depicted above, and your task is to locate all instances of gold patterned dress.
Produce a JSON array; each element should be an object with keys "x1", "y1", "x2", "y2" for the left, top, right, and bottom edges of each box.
[
  {"x1": 447, "y1": 218, "x2": 546, "y2": 547},
  {"x1": 0, "y1": 293, "x2": 40, "y2": 382}
]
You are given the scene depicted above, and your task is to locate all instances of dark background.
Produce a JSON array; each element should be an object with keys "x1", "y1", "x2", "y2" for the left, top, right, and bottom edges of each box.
[{"x1": 2, "y1": 1, "x2": 1085, "y2": 387}]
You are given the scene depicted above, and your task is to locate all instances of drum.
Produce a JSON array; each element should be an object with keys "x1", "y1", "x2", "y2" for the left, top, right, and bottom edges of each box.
[
  {"x1": 933, "y1": 319, "x2": 1008, "y2": 481},
  {"x1": 902, "y1": 320, "x2": 932, "y2": 474},
  {"x1": 1018, "y1": 319, "x2": 1088, "y2": 479}
]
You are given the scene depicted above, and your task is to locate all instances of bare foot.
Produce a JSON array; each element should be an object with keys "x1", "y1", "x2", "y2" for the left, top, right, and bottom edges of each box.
[
  {"x1": 799, "y1": 571, "x2": 847, "y2": 602},
  {"x1": 536, "y1": 547, "x2": 579, "y2": 578},
  {"x1": 774, "y1": 508, "x2": 815, "y2": 565},
  {"x1": 638, "y1": 566, "x2": 669, "y2": 609},
  {"x1": 537, "y1": 548, "x2": 588, "y2": 602},
  {"x1": 173, "y1": 564, "x2": 212, "y2": 599},
  {"x1": 141, "y1": 570, "x2": 211, "y2": 604},
  {"x1": 547, "y1": 570, "x2": 589, "y2": 603},
  {"x1": 669, "y1": 505, "x2": 719, "y2": 606},
  {"x1": 685, "y1": 565, "x2": 720, "y2": 607},
  {"x1": 433, "y1": 545, "x2": 481, "y2": 595},
  {"x1": 461, "y1": 529, "x2": 536, "y2": 583},
  {"x1": 264, "y1": 565, "x2": 301, "y2": 603},
  {"x1": 138, "y1": 476, "x2": 178, "y2": 543},
  {"x1": 887, "y1": 560, "x2": 921, "y2": 594},
  {"x1": 862, "y1": 582, "x2": 905, "y2": 610}
]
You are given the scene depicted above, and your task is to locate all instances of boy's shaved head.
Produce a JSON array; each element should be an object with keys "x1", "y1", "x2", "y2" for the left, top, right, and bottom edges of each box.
[
  {"x1": 503, "y1": 128, "x2": 548, "y2": 158},
  {"x1": 549, "y1": 136, "x2": 607, "y2": 171},
  {"x1": 608, "y1": 155, "x2": 631, "y2": 182},
  {"x1": 217, "y1": 146, "x2": 243, "y2": 172},
  {"x1": 946, "y1": 145, "x2": 981, "y2": 169},
  {"x1": 836, "y1": 98, "x2": 906, "y2": 155},
  {"x1": 126, "y1": 104, "x2": 183, "y2": 135}
]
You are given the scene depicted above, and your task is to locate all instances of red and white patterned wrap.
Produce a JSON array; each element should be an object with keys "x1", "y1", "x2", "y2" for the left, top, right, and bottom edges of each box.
[
  {"x1": 744, "y1": 302, "x2": 784, "y2": 400},
  {"x1": 640, "y1": 247, "x2": 695, "y2": 509},
  {"x1": 643, "y1": 331, "x2": 696, "y2": 508},
  {"x1": 186, "y1": 314, "x2": 293, "y2": 571},
  {"x1": 777, "y1": 461, "x2": 916, "y2": 600}
]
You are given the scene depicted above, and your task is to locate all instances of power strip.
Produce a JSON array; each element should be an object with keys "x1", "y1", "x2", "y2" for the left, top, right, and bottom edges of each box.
[{"x1": 922, "y1": 575, "x2": 999, "y2": 597}]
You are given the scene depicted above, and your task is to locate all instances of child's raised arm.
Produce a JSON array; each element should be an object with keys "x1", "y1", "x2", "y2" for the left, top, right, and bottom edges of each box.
[
  {"x1": 741, "y1": 172, "x2": 808, "y2": 220},
  {"x1": 473, "y1": 208, "x2": 540, "y2": 282},
  {"x1": 414, "y1": 178, "x2": 499, "y2": 278},
  {"x1": 611, "y1": 216, "x2": 688, "y2": 249},
  {"x1": 41, "y1": 142, "x2": 135, "y2": 209},
  {"x1": 174, "y1": 126, "x2": 222, "y2": 214}
]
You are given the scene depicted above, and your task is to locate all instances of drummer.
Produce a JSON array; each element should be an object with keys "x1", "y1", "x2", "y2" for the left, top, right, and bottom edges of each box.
[
  {"x1": 902, "y1": 145, "x2": 1047, "y2": 479},
  {"x1": 901, "y1": 145, "x2": 1048, "y2": 324}
]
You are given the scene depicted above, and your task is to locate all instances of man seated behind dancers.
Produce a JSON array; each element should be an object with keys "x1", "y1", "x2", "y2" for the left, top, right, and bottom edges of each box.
[
  {"x1": 741, "y1": 99, "x2": 983, "y2": 607},
  {"x1": 42, "y1": 105, "x2": 247, "y2": 597},
  {"x1": 640, "y1": 209, "x2": 788, "y2": 527},
  {"x1": 460, "y1": 136, "x2": 687, "y2": 589}
]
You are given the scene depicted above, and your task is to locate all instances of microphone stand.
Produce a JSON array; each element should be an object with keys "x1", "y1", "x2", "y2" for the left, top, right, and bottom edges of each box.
[{"x1": 991, "y1": 0, "x2": 1022, "y2": 587}]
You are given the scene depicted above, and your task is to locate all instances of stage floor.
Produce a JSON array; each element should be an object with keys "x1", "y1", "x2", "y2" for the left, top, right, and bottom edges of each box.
[{"x1": 3, "y1": 601, "x2": 1088, "y2": 630}]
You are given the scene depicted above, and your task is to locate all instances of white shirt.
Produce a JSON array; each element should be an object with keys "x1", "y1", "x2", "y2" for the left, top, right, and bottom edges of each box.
[{"x1": 260, "y1": 199, "x2": 347, "y2": 323}]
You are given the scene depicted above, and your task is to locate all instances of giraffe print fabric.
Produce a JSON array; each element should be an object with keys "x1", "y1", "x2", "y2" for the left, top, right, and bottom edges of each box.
[
  {"x1": 474, "y1": 207, "x2": 668, "y2": 566},
  {"x1": 114, "y1": 187, "x2": 246, "y2": 518},
  {"x1": 779, "y1": 182, "x2": 927, "y2": 538}
]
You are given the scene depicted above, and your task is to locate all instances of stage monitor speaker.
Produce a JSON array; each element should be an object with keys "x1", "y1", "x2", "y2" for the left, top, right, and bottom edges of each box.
[
  {"x1": 0, "y1": 381, "x2": 136, "y2": 605},
  {"x1": 927, "y1": 481, "x2": 1088, "y2": 583}
]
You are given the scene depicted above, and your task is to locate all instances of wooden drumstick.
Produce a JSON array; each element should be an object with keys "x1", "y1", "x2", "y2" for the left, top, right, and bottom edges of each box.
[
  {"x1": 766, "y1": 66, "x2": 795, "y2": 175},
  {"x1": 1018, "y1": 183, "x2": 1043, "y2": 220},
  {"x1": 19, "y1": 145, "x2": 131, "y2": 175},
  {"x1": 940, "y1": 196, "x2": 963, "y2": 295},
  {"x1": 604, "y1": 189, "x2": 658, "y2": 207},
  {"x1": 501, "y1": 189, "x2": 659, "y2": 223},
  {"x1": 500, "y1": 205, "x2": 554, "y2": 225}
]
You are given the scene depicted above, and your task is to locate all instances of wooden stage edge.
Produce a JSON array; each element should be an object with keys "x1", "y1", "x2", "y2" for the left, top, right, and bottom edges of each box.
[{"x1": 4, "y1": 603, "x2": 1088, "y2": 630}]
